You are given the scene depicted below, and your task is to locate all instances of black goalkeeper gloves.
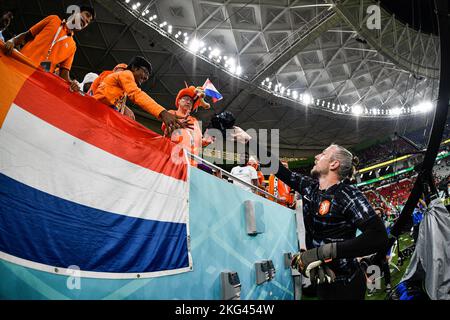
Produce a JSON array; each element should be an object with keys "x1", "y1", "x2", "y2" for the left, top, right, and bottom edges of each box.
[{"x1": 291, "y1": 243, "x2": 337, "y2": 284}]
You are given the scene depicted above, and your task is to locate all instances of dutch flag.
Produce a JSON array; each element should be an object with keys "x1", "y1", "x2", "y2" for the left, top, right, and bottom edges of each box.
[
  {"x1": 0, "y1": 51, "x2": 192, "y2": 279},
  {"x1": 202, "y1": 78, "x2": 223, "y2": 103}
]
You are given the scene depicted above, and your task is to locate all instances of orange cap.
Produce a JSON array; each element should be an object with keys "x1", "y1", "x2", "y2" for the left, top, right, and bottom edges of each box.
[{"x1": 176, "y1": 86, "x2": 197, "y2": 109}]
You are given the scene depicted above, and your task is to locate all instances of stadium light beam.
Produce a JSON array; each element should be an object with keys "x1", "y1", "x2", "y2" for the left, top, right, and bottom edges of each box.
[{"x1": 352, "y1": 104, "x2": 363, "y2": 115}]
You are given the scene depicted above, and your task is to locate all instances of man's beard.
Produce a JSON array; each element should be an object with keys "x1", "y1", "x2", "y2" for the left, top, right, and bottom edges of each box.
[{"x1": 310, "y1": 167, "x2": 320, "y2": 179}]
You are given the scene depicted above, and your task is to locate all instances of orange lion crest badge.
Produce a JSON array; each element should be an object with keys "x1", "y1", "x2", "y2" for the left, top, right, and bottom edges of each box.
[{"x1": 319, "y1": 200, "x2": 331, "y2": 216}]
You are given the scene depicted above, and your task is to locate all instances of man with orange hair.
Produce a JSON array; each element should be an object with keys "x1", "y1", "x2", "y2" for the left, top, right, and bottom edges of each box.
[
  {"x1": 161, "y1": 85, "x2": 213, "y2": 166},
  {"x1": 94, "y1": 56, "x2": 188, "y2": 133}
]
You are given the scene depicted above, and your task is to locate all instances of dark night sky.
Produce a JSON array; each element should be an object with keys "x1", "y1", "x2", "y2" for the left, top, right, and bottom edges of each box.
[{"x1": 379, "y1": 0, "x2": 447, "y2": 36}]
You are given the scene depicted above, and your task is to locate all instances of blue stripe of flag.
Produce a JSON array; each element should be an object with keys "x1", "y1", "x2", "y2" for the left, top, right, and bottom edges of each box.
[
  {"x1": 0, "y1": 173, "x2": 189, "y2": 273},
  {"x1": 204, "y1": 88, "x2": 223, "y2": 101}
]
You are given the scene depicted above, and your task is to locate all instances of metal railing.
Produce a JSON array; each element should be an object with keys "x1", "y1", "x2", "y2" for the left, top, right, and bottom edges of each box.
[{"x1": 187, "y1": 152, "x2": 282, "y2": 202}]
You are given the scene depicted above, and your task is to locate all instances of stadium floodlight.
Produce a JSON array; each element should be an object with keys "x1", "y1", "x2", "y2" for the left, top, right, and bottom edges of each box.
[
  {"x1": 292, "y1": 91, "x2": 298, "y2": 99},
  {"x1": 235, "y1": 66, "x2": 242, "y2": 75},
  {"x1": 210, "y1": 48, "x2": 221, "y2": 57},
  {"x1": 125, "y1": 0, "x2": 130, "y2": 3},
  {"x1": 415, "y1": 101, "x2": 433, "y2": 113},
  {"x1": 189, "y1": 39, "x2": 204, "y2": 53},
  {"x1": 391, "y1": 107, "x2": 401, "y2": 116},
  {"x1": 167, "y1": 25, "x2": 172, "y2": 34},
  {"x1": 136, "y1": 2, "x2": 141, "y2": 7},
  {"x1": 132, "y1": 4, "x2": 137, "y2": 10},
  {"x1": 265, "y1": 77, "x2": 270, "y2": 82},
  {"x1": 352, "y1": 104, "x2": 363, "y2": 115},
  {"x1": 303, "y1": 93, "x2": 312, "y2": 105}
]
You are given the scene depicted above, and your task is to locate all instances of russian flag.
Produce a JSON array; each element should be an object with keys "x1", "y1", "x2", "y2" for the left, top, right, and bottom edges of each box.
[
  {"x1": 0, "y1": 47, "x2": 192, "y2": 279},
  {"x1": 202, "y1": 78, "x2": 223, "y2": 103}
]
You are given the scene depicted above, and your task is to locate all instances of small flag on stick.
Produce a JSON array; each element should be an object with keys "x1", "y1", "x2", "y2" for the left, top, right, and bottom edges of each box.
[{"x1": 202, "y1": 78, "x2": 223, "y2": 103}]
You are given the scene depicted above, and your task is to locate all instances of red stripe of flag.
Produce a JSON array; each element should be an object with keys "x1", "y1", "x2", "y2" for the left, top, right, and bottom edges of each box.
[{"x1": 13, "y1": 70, "x2": 187, "y2": 181}]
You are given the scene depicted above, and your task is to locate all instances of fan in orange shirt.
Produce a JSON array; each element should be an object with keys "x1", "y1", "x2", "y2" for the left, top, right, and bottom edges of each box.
[
  {"x1": 89, "y1": 63, "x2": 134, "y2": 119},
  {"x1": 3, "y1": 6, "x2": 96, "y2": 92},
  {"x1": 268, "y1": 161, "x2": 295, "y2": 208},
  {"x1": 88, "y1": 63, "x2": 127, "y2": 96},
  {"x1": 161, "y1": 85, "x2": 214, "y2": 166},
  {"x1": 94, "y1": 56, "x2": 190, "y2": 135}
]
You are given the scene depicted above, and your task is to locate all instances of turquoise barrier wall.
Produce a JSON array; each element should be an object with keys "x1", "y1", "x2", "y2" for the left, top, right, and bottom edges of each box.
[{"x1": 0, "y1": 167, "x2": 298, "y2": 299}]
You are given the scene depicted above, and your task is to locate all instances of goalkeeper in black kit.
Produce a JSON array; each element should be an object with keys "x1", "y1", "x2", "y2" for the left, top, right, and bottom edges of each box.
[
  {"x1": 211, "y1": 112, "x2": 388, "y2": 300},
  {"x1": 279, "y1": 144, "x2": 388, "y2": 300}
]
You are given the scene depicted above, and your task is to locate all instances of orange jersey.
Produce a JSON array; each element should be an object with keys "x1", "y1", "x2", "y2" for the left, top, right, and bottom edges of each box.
[
  {"x1": 268, "y1": 174, "x2": 294, "y2": 207},
  {"x1": 257, "y1": 171, "x2": 265, "y2": 187},
  {"x1": 162, "y1": 110, "x2": 203, "y2": 166},
  {"x1": 21, "y1": 15, "x2": 76, "y2": 73},
  {"x1": 93, "y1": 70, "x2": 165, "y2": 118},
  {"x1": 89, "y1": 70, "x2": 112, "y2": 95}
]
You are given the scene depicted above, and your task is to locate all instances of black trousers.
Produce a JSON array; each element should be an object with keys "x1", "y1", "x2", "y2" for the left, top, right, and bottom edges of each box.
[
  {"x1": 381, "y1": 259, "x2": 391, "y2": 286},
  {"x1": 316, "y1": 267, "x2": 367, "y2": 300}
]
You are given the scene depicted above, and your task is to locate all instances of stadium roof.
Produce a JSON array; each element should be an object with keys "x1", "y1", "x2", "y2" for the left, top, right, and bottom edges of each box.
[{"x1": 2, "y1": 0, "x2": 448, "y2": 157}]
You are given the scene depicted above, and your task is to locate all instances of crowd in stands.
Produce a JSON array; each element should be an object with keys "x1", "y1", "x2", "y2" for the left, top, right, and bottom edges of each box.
[
  {"x1": 362, "y1": 158, "x2": 449, "y2": 215},
  {"x1": 377, "y1": 178, "x2": 415, "y2": 209},
  {"x1": 355, "y1": 139, "x2": 417, "y2": 168},
  {"x1": 354, "y1": 126, "x2": 450, "y2": 168}
]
